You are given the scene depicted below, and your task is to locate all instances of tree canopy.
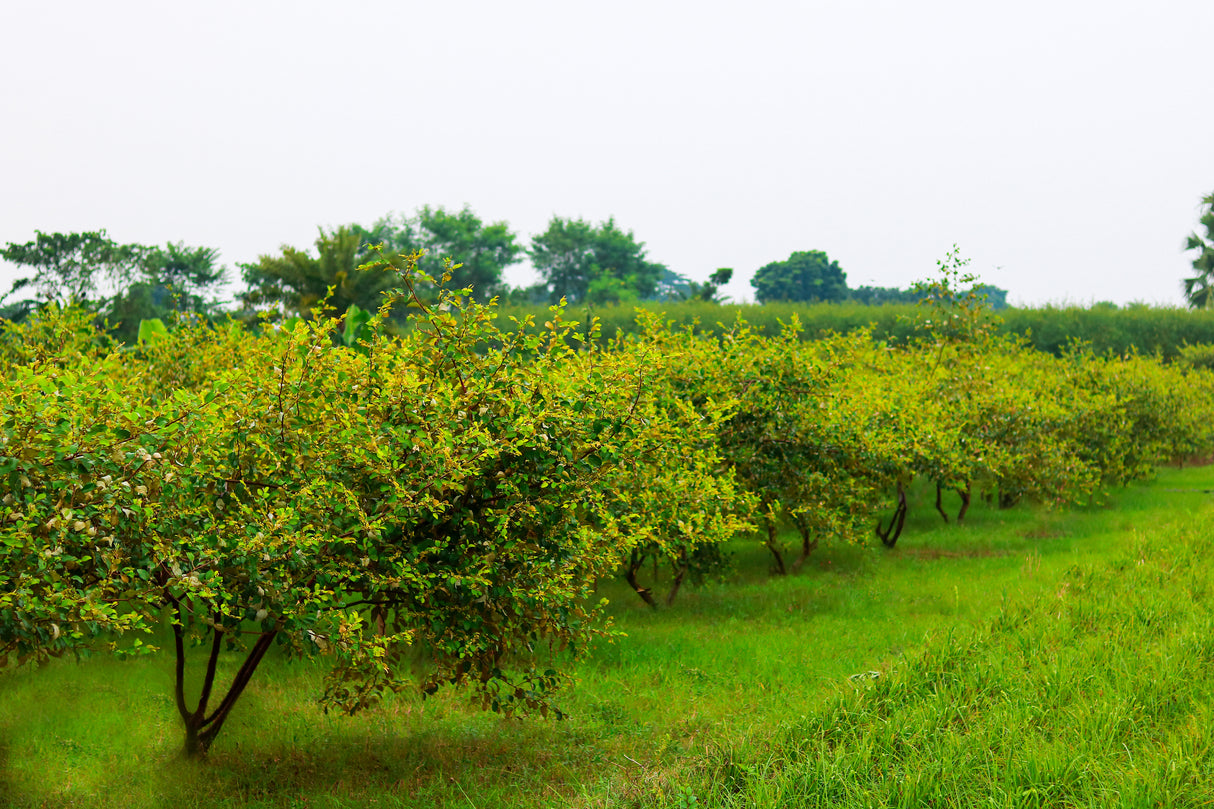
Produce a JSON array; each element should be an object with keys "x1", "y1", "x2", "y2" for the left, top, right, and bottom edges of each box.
[
  {"x1": 360, "y1": 206, "x2": 521, "y2": 302},
  {"x1": 1, "y1": 231, "x2": 227, "y2": 339},
  {"x1": 0, "y1": 253, "x2": 746, "y2": 756},
  {"x1": 750, "y1": 250, "x2": 847, "y2": 303},
  {"x1": 529, "y1": 217, "x2": 666, "y2": 304},
  {"x1": 1183, "y1": 192, "x2": 1214, "y2": 309},
  {"x1": 105, "y1": 242, "x2": 227, "y2": 341},
  {"x1": 241, "y1": 208, "x2": 522, "y2": 317},
  {"x1": 1, "y1": 230, "x2": 142, "y2": 309},
  {"x1": 238, "y1": 225, "x2": 393, "y2": 318}
]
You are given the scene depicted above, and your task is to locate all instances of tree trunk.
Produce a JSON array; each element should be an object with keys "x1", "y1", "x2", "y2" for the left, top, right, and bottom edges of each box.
[
  {"x1": 790, "y1": 516, "x2": 819, "y2": 571},
  {"x1": 934, "y1": 482, "x2": 949, "y2": 523},
  {"x1": 764, "y1": 516, "x2": 787, "y2": 575},
  {"x1": 665, "y1": 558, "x2": 687, "y2": 608},
  {"x1": 173, "y1": 601, "x2": 278, "y2": 758},
  {"x1": 956, "y1": 483, "x2": 971, "y2": 522},
  {"x1": 876, "y1": 483, "x2": 908, "y2": 548},
  {"x1": 998, "y1": 484, "x2": 1019, "y2": 509},
  {"x1": 624, "y1": 548, "x2": 657, "y2": 608}
]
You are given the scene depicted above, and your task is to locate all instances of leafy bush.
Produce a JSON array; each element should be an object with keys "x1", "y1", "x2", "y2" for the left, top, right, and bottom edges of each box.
[{"x1": 0, "y1": 257, "x2": 742, "y2": 755}]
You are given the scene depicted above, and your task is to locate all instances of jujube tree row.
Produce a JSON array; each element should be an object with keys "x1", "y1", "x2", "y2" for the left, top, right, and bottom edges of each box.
[{"x1": 0, "y1": 254, "x2": 737, "y2": 756}]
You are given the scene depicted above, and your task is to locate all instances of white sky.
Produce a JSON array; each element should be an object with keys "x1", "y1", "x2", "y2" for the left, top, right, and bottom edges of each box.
[{"x1": 2, "y1": 0, "x2": 1211, "y2": 306}]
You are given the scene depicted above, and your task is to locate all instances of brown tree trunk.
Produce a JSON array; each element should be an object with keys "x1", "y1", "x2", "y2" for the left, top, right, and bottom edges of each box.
[
  {"x1": 624, "y1": 548, "x2": 658, "y2": 608},
  {"x1": 764, "y1": 516, "x2": 787, "y2": 575},
  {"x1": 956, "y1": 483, "x2": 971, "y2": 522},
  {"x1": 173, "y1": 600, "x2": 278, "y2": 758},
  {"x1": 876, "y1": 483, "x2": 908, "y2": 548},
  {"x1": 665, "y1": 558, "x2": 687, "y2": 608},
  {"x1": 790, "y1": 515, "x2": 819, "y2": 571},
  {"x1": 934, "y1": 482, "x2": 949, "y2": 523}
]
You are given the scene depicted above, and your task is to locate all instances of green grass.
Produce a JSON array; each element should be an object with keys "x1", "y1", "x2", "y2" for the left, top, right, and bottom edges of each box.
[
  {"x1": 4, "y1": 468, "x2": 1214, "y2": 807},
  {"x1": 700, "y1": 514, "x2": 1214, "y2": 806}
]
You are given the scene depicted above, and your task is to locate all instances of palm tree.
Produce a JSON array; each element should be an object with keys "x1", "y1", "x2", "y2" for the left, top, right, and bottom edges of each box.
[
  {"x1": 239, "y1": 226, "x2": 396, "y2": 318},
  {"x1": 1182, "y1": 193, "x2": 1214, "y2": 308}
]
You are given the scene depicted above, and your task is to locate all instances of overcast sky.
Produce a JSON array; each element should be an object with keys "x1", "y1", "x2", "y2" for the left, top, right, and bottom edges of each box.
[{"x1": 2, "y1": 0, "x2": 1211, "y2": 306}]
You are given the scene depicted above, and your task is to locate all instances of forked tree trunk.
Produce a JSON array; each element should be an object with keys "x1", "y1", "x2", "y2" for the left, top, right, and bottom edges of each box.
[
  {"x1": 172, "y1": 600, "x2": 278, "y2": 758},
  {"x1": 956, "y1": 483, "x2": 971, "y2": 522},
  {"x1": 934, "y1": 482, "x2": 950, "y2": 523},
  {"x1": 790, "y1": 515, "x2": 819, "y2": 571},
  {"x1": 764, "y1": 516, "x2": 787, "y2": 575},
  {"x1": 876, "y1": 483, "x2": 908, "y2": 548},
  {"x1": 624, "y1": 548, "x2": 658, "y2": 608}
]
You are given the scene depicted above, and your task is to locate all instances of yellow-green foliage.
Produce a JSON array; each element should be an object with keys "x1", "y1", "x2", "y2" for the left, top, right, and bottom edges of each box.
[
  {"x1": 1176, "y1": 341, "x2": 1214, "y2": 371},
  {"x1": 0, "y1": 260, "x2": 746, "y2": 754},
  {"x1": 5, "y1": 269, "x2": 1214, "y2": 755}
]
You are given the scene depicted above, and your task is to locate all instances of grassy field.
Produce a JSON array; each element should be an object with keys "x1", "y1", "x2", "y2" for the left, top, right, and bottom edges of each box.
[{"x1": 3, "y1": 468, "x2": 1214, "y2": 808}]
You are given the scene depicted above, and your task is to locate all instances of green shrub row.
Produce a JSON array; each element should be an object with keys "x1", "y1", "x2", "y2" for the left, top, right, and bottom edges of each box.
[
  {"x1": 4, "y1": 258, "x2": 1214, "y2": 758},
  {"x1": 491, "y1": 299, "x2": 1214, "y2": 360}
]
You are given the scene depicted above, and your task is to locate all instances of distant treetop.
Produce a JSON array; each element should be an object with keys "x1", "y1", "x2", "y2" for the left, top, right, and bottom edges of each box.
[{"x1": 751, "y1": 250, "x2": 847, "y2": 304}]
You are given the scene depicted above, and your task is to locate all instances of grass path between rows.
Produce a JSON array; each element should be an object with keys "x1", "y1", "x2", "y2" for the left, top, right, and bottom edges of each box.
[{"x1": 3, "y1": 466, "x2": 1214, "y2": 808}]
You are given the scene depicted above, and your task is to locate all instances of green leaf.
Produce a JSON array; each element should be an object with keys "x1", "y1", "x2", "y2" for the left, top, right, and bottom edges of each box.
[
  {"x1": 343, "y1": 305, "x2": 373, "y2": 348},
  {"x1": 137, "y1": 318, "x2": 169, "y2": 345}
]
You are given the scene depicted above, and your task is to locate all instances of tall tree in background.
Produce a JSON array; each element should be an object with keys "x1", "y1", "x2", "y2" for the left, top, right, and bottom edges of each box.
[
  {"x1": 1, "y1": 231, "x2": 227, "y2": 337},
  {"x1": 683, "y1": 268, "x2": 733, "y2": 302},
  {"x1": 416, "y1": 206, "x2": 520, "y2": 300},
  {"x1": 104, "y1": 242, "x2": 228, "y2": 341},
  {"x1": 655, "y1": 268, "x2": 733, "y2": 302},
  {"x1": 529, "y1": 216, "x2": 666, "y2": 304},
  {"x1": 1183, "y1": 192, "x2": 1214, "y2": 309},
  {"x1": 751, "y1": 250, "x2": 847, "y2": 303},
  {"x1": 239, "y1": 226, "x2": 393, "y2": 318},
  {"x1": 356, "y1": 206, "x2": 521, "y2": 302},
  {"x1": 1, "y1": 230, "x2": 142, "y2": 310}
]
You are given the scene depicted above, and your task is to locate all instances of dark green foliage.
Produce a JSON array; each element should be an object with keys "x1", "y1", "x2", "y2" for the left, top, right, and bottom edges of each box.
[
  {"x1": 528, "y1": 216, "x2": 666, "y2": 304},
  {"x1": 1, "y1": 231, "x2": 227, "y2": 342},
  {"x1": 1000, "y1": 304, "x2": 1214, "y2": 359},
  {"x1": 848, "y1": 282, "x2": 1007, "y2": 309},
  {"x1": 358, "y1": 206, "x2": 521, "y2": 302},
  {"x1": 689, "y1": 268, "x2": 734, "y2": 302},
  {"x1": 241, "y1": 206, "x2": 520, "y2": 316},
  {"x1": 654, "y1": 267, "x2": 696, "y2": 301},
  {"x1": 847, "y1": 285, "x2": 920, "y2": 305},
  {"x1": 972, "y1": 283, "x2": 1009, "y2": 309},
  {"x1": 651, "y1": 267, "x2": 734, "y2": 303},
  {"x1": 1183, "y1": 192, "x2": 1214, "y2": 308},
  {"x1": 104, "y1": 243, "x2": 227, "y2": 343},
  {"x1": 491, "y1": 300, "x2": 919, "y2": 345},
  {"x1": 751, "y1": 250, "x2": 847, "y2": 303},
  {"x1": 492, "y1": 299, "x2": 1214, "y2": 359},
  {"x1": 1, "y1": 230, "x2": 142, "y2": 307},
  {"x1": 237, "y1": 225, "x2": 394, "y2": 318}
]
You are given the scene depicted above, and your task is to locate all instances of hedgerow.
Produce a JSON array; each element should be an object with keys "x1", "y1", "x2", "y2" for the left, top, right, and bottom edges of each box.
[{"x1": 4, "y1": 254, "x2": 1214, "y2": 757}]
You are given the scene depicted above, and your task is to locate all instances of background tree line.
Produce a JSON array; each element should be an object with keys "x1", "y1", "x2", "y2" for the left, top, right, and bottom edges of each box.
[
  {"x1": 44, "y1": 192, "x2": 1214, "y2": 340},
  {"x1": 0, "y1": 231, "x2": 224, "y2": 342},
  {"x1": 9, "y1": 185, "x2": 1214, "y2": 334},
  {"x1": 236, "y1": 209, "x2": 737, "y2": 313}
]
